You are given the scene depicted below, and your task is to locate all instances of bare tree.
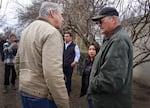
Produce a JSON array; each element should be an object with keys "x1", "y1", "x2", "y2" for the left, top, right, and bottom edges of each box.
[
  {"x1": 0, "y1": 0, "x2": 2, "y2": 9},
  {"x1": 16, "y1": 0, "x2": 150, "y2": 68},
  {"x1": 3, "y1": 26, "x2": 13, "y2": 37},
  {"x1": 122, "y1": 0, "x2": 150, "y2": 68},
  {"x1": 16, "y1": 1, "x2": 41, "y2": 27},
  {"x1": 16, "y1": 0, "x2": 108, "y2": 47},
  {"x1": 62, "y1": 0, "x2": 105, "y2": 47}
]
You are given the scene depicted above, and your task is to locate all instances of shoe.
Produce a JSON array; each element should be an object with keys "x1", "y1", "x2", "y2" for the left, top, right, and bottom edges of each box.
[
  {"x1": 11, "y1": 85, "x2": 16, "y2": 90},
  {"x1": 3, "y1": 86, "x2": 8, "y2": 93}
]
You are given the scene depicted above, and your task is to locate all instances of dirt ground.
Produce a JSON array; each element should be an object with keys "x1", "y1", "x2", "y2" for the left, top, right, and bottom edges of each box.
[
  {"x1": 0, "y1": 60, "x2": 150, "y2": 108},
  {"x1": 71, "y1": 72, "x2": 150, "y2": 108},
  {"x1": 132, "y1": 79, "x2": 150, "y2": 108}
]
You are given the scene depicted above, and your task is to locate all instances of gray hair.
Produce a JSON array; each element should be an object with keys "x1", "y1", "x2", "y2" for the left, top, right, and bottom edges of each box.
[
  {"x1": 109, "y1": 16, "x2": 120, "y2": 23},
  {"x1": 39, "y1": 2, "x2": 63, "y2": 17}
]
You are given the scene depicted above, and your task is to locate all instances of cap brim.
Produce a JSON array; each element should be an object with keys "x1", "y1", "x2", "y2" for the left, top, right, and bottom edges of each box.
[{"x1": 91, "y1": 15, "x2": 106, "y2": 21}]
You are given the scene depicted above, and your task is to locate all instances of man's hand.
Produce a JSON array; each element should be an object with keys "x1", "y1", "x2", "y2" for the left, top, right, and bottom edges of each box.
[
  {"x1": 11, "y1": 42, "x2": 18, "y2": 48},
  {"x1": 71, "y1": 61, "x2": 76, "y2": 68}
]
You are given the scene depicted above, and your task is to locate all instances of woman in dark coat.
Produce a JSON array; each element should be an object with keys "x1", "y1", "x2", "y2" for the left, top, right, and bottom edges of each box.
[{"x1": 80, "y1": 43, "x2": 100, "y2": 108}]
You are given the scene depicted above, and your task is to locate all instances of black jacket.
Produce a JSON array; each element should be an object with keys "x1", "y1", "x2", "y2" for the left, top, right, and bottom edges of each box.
[{"x1": 80, "y1": 57, "x2": 93, "y2": 97}]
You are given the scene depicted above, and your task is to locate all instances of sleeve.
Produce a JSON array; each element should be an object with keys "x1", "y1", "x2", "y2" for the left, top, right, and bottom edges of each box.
[
  {"x1": 74, "y1": 45, "x2": 80, "y2": 62},
  {"x1": 42, "y1": 31, "x2": 69, "y2": 108},
  {"x1": 90, "y1": 39, "x2": 130, "y2": 94},
  {"x1": 3, "y1": 42, "x2": 13, "y2": 54},
  {"x1": 14, "y1": 49, "x2": 20, "y2": 76}
]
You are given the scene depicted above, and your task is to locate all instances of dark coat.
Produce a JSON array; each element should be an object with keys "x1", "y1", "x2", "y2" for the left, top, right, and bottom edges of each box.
[
  {"x1": 80, "y1": 57, "x2": 93, "y2": 97},
  {"x1": 87, "y1": 26, "x2": 133, "y2": 108},
  {"x1": 63, "y1": 42, "x2": 75, "y2": 67},
  {"x1": 0, "y1": 39, "x2": 6, "y2": 61}
]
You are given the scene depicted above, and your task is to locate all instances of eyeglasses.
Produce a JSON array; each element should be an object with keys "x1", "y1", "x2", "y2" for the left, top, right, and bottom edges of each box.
[{"x1": 95, "y1": 17, "x2": 106, "y2": 25}]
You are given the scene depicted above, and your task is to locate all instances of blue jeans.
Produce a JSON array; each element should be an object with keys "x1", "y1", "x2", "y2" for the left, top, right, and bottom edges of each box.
[
  {"x1": 20, "y1": 94, "x2": 57, "y2": 108},
  {"x1": 88, "y1": 99, "x2": 94, "y2": 108}
]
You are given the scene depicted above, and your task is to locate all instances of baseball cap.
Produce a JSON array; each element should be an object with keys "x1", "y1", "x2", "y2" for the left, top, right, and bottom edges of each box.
[{"x1": 92, "y1": 7, "x2": 119, "y2": 21}]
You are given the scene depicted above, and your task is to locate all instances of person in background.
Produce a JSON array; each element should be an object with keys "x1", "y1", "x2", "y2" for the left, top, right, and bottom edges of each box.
[
  {"x1": 3, "y1": 33, "x2": 18, "y2": 93},
  {"x1": 15, "y1": 2, "x2": 69, "y2": 108},
  {"x1": 80, "y1": 43, "x2": 100, "y2": 108},
  {"x1": 0, "y1": 36, "x2": 7, "y2": 62},
  {"x1": 63, "y1": 32, "x2": 80, "y2": 96},
  {"x1": 87, "y1": 7, "x2": 133, "y2": 108}
]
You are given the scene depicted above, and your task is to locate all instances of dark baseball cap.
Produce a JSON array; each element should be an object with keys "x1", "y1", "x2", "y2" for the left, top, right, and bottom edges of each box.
[{"x1": 92, "y1": 7, "x2": 119, "y2": 21}]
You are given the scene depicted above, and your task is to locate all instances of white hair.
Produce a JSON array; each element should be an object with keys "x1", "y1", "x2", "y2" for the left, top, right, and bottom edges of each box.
[
  {"x1": 39, "y1": 2, "x2": 63, "y2": 17},
  {"x1": 115, "y1": 16, "x2": 120, "y2": 22}
]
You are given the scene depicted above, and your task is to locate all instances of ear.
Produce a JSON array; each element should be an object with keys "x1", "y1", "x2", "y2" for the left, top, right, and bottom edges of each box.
[
  {"x1": 111, "y1": 16, "x2": 116, "y2": 23},
  {"x1": 50, "y1": 10, "x2": 55, "y2": 18}
]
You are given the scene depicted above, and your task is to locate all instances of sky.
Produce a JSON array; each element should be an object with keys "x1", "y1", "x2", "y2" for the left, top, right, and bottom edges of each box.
[
  {"x1": 0, "y1": 0, "x2": 32, "y2": 33},
  {"x1": 0, "y1": 0, "x2": 146, "y2": 34}
]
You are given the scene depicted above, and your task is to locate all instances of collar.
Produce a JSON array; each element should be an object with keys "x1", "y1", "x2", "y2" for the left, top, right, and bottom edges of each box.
[
  {"x1": 65, "y1": 41, "x2": 72, "y2": 45},
  {"x1": 103, "y1": 25, "x2": 122, "y2": 40},
  {"x1": 36, "y1": 17, "x2": 52, "y2": 25}
]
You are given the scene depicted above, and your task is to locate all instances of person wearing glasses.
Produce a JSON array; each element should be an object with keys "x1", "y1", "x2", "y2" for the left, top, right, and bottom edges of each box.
[
  {"x1": 87, "y1": 7, "x2": 133, "y2": 108},
  {"x1": 15, "y1": 2, "x2": 69, "y2": 108}
]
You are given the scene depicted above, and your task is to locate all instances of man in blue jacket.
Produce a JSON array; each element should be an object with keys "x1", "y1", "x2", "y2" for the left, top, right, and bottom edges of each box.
[{"x1": 87, "y1": 7, "x2": 133, "y2": 108}]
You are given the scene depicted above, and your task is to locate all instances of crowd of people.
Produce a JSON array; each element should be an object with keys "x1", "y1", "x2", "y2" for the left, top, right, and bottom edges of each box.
[{"x1": 0, "y1": 1, "x2": 133, "y2": 108}]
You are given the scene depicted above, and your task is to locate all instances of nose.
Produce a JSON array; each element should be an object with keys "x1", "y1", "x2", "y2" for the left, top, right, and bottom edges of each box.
[
  {"x1": 62, "y1": 18, "x2": 64, "y2": 25},
  {"x1": 62, "y1": 16, "x2": 64, "y2": 22}
]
